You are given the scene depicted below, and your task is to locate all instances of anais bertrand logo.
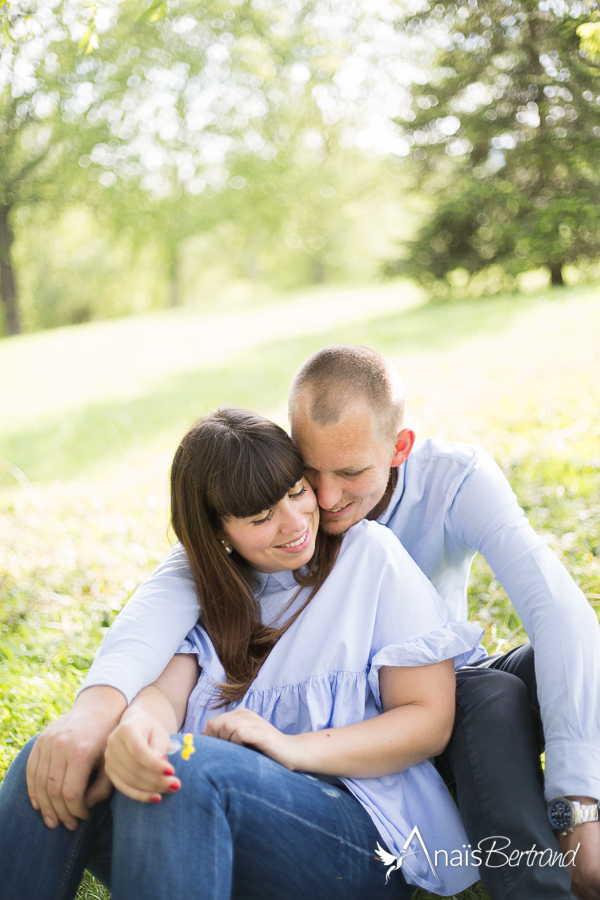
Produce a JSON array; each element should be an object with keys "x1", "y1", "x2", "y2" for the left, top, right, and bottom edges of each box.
[
  {"x1": 375, "y1": 826, "x2": 439, "y2": 883},
  {"x1": 375, "y1": 830, "x2": 581, "y2": 882}
]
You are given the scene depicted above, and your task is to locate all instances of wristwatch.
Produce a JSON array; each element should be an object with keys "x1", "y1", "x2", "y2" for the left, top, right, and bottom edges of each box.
[{"x1": 547, "y1": 797, "x2": 599, "y2": 834}]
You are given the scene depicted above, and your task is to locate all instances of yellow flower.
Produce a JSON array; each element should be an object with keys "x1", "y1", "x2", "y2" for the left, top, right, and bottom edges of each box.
[{"x1": 181, "y1": 732, "x2": 196, "y2": 760}]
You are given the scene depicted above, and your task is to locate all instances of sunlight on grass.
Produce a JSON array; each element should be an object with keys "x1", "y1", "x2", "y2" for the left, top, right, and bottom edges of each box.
[
  {"x1": 1, "y1": 281, "x2": 599, "y2": 900},
  {"x1": 0, "y1": 281, "x2": 422, "y2": 434}
]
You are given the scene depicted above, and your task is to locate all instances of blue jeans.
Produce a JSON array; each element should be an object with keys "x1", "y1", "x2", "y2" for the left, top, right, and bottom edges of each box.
[{"x1": 0, "y1": 736, "x2": 412, "y2": 900}]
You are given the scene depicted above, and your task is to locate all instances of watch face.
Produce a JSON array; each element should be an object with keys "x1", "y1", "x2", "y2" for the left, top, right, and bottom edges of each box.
[{"x1": 548, "y1": 799, "x2": 573, "y2": 830}]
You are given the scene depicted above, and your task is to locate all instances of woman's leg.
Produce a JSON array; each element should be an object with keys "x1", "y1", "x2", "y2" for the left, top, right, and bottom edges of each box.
[
  {"x1": 0, "y1": 737, "x2": 113, "y2": 900},
  {"x1": 112, "y1": 735, "x2": 413, "y2": 900}
]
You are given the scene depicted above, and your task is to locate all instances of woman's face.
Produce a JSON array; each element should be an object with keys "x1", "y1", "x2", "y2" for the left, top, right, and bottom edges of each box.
[{"x1": 221, "y1": 479, "x2": 319, "y2": 574}]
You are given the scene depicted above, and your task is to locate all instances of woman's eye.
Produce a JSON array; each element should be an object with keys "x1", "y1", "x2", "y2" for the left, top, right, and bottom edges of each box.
[
  {"x1": 252, "y1": 510, "x2": 273, "y2": 525},
  {"x1": 290, "y1": 486, "x2": 307, "y2": 500}
]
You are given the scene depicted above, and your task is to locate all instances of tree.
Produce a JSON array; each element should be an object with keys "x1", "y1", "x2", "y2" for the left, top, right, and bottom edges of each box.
[
  {"x1": 0, "y1": 1, "x2": 145, "y2": 333},
  {"x1": 0, "y1": 0, "x2": 352, "y2": 334},
  {"x1": 385, "y1": 0, "x2": 600, "y2": 293}
]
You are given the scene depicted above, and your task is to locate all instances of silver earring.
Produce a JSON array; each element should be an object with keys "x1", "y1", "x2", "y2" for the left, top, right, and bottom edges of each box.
[{"x1": 219, "y1": 539, "x2": 233, "y2": 555}]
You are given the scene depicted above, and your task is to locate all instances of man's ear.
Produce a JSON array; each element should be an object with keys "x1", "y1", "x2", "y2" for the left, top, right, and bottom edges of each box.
[{"x1": 391, "y1": 429, "x2": 416, "y2": 467}]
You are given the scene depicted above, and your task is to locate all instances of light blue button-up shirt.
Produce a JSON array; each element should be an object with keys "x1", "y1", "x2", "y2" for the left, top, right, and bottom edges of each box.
[
  {"x1": 81, "y1": 437, "x2": 600, "y2": 801},
  {"x1": 176, "y1": 519, "x2": 483, "y2": 894}
]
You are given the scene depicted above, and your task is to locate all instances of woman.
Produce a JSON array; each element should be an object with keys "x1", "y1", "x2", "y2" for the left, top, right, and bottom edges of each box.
[{"x1": 0, "y1": 408, "x2": 483, "y2": 898}]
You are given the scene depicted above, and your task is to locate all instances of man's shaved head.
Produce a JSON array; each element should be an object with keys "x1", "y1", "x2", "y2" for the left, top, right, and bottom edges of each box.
[{"x1": 289, "y1": 345, "x2": 405, "y2": 441}]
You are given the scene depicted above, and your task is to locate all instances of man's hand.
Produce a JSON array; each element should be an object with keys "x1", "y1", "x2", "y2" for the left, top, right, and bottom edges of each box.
[
  {"x1": 558, "y1": 797, "x2": 600, "y2": 900},
  {"x1": 26, "y1": 685, "x2": 126, "y2": 830}
]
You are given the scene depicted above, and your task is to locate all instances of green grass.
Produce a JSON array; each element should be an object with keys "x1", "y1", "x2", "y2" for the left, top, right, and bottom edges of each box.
[
  {"x1": 1, "y1": 280, "x2": 599, "y2": 900},
  {"x1": 78, "y1": 874, "x2": 111, "y2": 900}
]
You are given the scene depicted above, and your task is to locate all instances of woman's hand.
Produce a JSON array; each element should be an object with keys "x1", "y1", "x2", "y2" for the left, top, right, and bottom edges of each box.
[
  {"x1": 202, "y1": 660, "x2": 456, "y2": 780},
  {"x1": 105, "y1": 707, "x2": 181, "y2": 802},
  {"x1": 203, "y1": 709, "x2": 301, "y2": 771}
]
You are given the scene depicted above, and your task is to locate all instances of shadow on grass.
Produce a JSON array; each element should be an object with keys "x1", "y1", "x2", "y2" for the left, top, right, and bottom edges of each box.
[{"x1": 1, "y1": 294, "x2": 530, "y2": 484}]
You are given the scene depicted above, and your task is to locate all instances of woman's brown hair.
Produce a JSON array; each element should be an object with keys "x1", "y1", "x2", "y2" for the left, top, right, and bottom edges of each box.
[{"x1": 170, "y1": 407, "x2": 342, "y2": 705}]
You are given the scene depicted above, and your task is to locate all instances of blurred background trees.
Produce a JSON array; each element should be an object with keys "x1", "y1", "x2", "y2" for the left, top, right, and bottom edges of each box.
[
  {"x1": 0, "y1": 0, "x2": 413, "y2": 335},
  {"x1": 1, "y1": 0, "x2": 599, "y2": 336},
  {"x1": 384, "y1": 0, "x2": 600, "y2": 297}
]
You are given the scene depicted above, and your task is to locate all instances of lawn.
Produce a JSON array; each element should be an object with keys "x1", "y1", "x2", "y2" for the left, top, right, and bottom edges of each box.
[{"x1": 1, "y1": 280, "x2": 599, "y2": 900}]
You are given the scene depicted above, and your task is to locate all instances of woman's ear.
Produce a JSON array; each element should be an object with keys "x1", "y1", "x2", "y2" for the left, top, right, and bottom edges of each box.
[{"x1": 218, "y1": 536, "x2": 234, "y2": 555}]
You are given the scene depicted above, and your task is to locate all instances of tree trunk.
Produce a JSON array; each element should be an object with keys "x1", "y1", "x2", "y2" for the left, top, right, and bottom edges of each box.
[
  {"x1": 311, "y1": 257, "x2": 325, "y2": 284},
  {"x1": 0, "y1": 205, "x2": 20, "y2": 335},
  {"x1": 549, "y1": 262, "x2": 564, "y2": 286},
  {"x1": 169, "y1": 247, "x2": 181, "y2": 309},
  {"x1": 169, "y1": 251, "x2": 180, "y2": 308},
  {"x1": 244, "y1": 249, "x2": 259, "y2": 281},
  {"x1": 169, "y1": 275, "x2": 180, "y2": 308}
]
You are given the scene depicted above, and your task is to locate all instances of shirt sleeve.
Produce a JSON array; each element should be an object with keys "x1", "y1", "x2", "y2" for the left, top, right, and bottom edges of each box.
[
  {"x1": 448, "y1": 448, "x2": 600, "y2": 800},
  {"x1": 78, "y1": 543, "x2": 201, "y2": 704},
  {"x1": 176, "y1": 624, "x2": 226, "y2": 683},
  {"x1": 361, "y1": 525, "x2": 484, "y2": 707}
]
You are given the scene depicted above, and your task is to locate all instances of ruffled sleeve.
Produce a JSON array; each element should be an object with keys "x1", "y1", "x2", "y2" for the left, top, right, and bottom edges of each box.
[
  {"x1": 368, "y1": 620, "x2": 484, "y2": 706},
  {"x1": 335, "y1": 523, "x2": 485, "y2": 706},
  {"x1": 176, "y1": 623, "x2": 226, "y2": 684}
]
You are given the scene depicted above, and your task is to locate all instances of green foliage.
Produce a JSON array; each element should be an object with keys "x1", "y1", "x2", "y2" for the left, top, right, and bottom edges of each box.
[
  {"x1": 13, "y1": 204, "x2": 169, "y2": 329},
  {"x1": 0, "y1": 477, "x2": 171, "y2": 774},
  {"x1": 1, "y1": 283, "x2": 599, "y2": 900},
  {"x1": 0, "y1": 0, "x2": 410, "y2": 334},
  {"x1": 386, "y1": 0, "x2": 600, "y2": 293},
  {"x1": 578, "y1": 20, "x2": 600, "y2": 60}
]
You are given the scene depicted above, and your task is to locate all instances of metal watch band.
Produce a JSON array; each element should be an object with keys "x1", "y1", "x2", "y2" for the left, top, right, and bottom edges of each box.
[{"x1": 573, "y1": 801, "x2": 599, "y2": 826}]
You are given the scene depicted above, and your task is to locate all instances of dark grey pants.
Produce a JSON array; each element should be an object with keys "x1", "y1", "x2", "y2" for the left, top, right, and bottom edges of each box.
[{"x1": 437, "y1": 644, "x2": 572, "y2": 899}]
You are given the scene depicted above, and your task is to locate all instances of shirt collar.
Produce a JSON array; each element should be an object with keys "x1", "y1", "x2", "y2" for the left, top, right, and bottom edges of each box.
[
  {"x1": 252, "y1": 568, "x2": 299, "y2": 597},
  {"x1": 377, "y1": 462, "x2": 407, "y2": 526}
]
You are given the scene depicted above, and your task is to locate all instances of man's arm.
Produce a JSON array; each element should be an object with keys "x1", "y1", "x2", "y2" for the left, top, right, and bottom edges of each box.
[
  {"x1": 27, "y1": 542, "x2": 200, "y2": 828},
  {"x1": 78, "y1": 543, "x2": 200, "y2": 703},
  {"x1": 449, "y1": 450, "x2": 600, "y2": 801}
]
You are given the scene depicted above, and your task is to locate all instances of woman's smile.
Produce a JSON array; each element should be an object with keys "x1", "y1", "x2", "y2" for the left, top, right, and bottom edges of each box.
[{"x1": 276, "y1": 528, "x2": 310, "y2": 551}]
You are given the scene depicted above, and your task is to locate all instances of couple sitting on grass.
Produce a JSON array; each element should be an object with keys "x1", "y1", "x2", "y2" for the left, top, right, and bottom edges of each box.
[{"x1": 1, "y1": 345, "x2": 599, "y2": 900}]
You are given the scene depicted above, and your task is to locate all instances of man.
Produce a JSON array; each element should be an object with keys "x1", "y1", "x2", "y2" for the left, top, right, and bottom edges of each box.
[{"x1": 24, "y1": 345, "x2": 600, "y2": 899}]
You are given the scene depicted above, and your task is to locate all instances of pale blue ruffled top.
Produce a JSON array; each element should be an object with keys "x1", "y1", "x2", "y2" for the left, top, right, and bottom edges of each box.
[{"x1": 177, "y1": 519, "x2": 483, "y2": 895}]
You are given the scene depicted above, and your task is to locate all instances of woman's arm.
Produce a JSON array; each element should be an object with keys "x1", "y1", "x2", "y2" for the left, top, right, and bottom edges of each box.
[
  {"x1": 203, "y1": 658, "x2": 455, "y2": 778},
  {"x1": 104, "y1": 653, "x2": 200, "y2": 802}
]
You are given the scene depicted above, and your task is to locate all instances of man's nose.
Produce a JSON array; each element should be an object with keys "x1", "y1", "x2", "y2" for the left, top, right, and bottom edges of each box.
[{"x1": 311, "y1": 475, "x2": 343, "y2": 511}]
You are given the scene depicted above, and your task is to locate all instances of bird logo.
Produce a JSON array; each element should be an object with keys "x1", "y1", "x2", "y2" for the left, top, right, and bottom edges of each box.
[
  {"x1": 375, "y1": 843, "x2": 420, "y2": 882},
  {"x1": 375, "y1": 825, "x2": 439, "y2": 883}
]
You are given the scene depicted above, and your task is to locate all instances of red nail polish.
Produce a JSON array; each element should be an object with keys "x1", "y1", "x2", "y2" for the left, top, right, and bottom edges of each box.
[
  {"x1": 168, "y1": 782, "x2": 180, "y2": 792},
  {"x1": 163, "y1": 768, "x2": 174, "y2": 776},
  {"x1": 149, "y1": 796, "x2": 161, "y2": 803}
]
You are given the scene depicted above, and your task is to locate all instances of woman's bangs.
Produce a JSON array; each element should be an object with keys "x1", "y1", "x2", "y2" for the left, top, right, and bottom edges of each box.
[{"x1": 209, "y1": 437, "x2": 304, "y2": 522}]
